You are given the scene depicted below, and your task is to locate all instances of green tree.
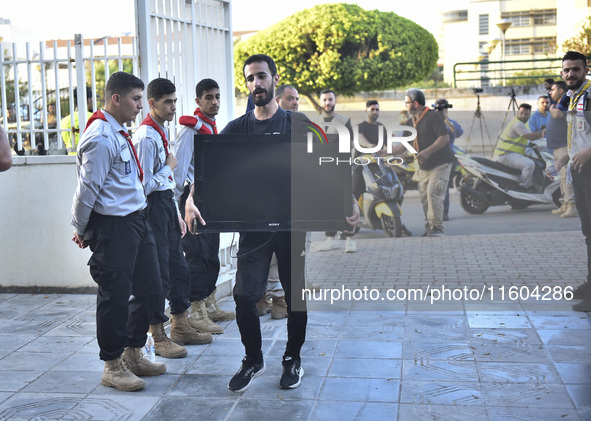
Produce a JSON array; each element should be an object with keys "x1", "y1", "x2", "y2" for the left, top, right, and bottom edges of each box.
[
  {"x1": 233, "y1": 3, "x2": 438, "y2": 108},
  {"x1": 562, "y1": 15, "x2": 591, "y2": 56}
]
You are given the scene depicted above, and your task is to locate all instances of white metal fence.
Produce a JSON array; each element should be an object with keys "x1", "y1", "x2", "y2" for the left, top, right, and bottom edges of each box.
[
  {"x1": 0, "y1": 35, "x2": 138, "y2": 155},
  {"x1": 136, "y1": 0, "x2": 235, "y2": 139}
]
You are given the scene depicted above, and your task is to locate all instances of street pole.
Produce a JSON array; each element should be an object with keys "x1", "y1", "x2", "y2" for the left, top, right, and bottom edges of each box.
[{"x1": 496, "y1": 19, "x2": 512, "y2": 86}]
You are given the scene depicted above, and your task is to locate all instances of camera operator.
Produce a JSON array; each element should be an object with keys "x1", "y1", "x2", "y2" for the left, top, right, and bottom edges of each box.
[
  {"x1": 433, "y1": 99, "x2": 463, "y2": 221},
  {"x1": 390, "y1": 89, "x2": 452, "y2": 237}
]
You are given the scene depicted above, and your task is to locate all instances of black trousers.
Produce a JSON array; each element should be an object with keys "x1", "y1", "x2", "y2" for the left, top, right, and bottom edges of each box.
[
  {"x1": 85, "y1": 211, "x2": 162, "y2": 361},
  {"x1": 146, "y1": 190, "x2": 191, "y2": 323},
  {"x1": 181, "y1": 233, "x2": 220, "y2": 301},
  {"x1": 572, "y1": 165, "x2": 591, "y2": 282},
  {"x1": 180, "y1": 185, "x2": 221, "y2": 301},
  {"x1": 234, "y1": 231, "x2": 307, "y2": 363}
]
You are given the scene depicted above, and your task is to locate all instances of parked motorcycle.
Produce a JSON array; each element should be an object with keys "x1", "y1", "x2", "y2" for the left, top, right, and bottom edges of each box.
[
  {"x1": 457, "y1": 142, "x2": 561, "y2": 214},
  {"x1": 356, "y1": 153, "x2": 408, "y2": 237},
  {"x1": 393, "y1": 145, "x2": 467, "y2": 192}
]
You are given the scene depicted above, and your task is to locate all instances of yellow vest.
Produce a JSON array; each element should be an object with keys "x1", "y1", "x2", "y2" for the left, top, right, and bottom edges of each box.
[
  {"x1": 493, "y1": 116, "x2": 527, "y2": 157},
  {"x1": 61, "y1": 111, "x2": 92, "y2": 155}
]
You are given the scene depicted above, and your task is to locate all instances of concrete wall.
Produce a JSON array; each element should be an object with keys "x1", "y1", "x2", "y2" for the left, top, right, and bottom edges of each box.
[
  {"x1": 0, "y1": 155, "x2": 236, "y2": 293},
  {"x1": 0, "y1": 155, "x2": 93, "y2": 292}
]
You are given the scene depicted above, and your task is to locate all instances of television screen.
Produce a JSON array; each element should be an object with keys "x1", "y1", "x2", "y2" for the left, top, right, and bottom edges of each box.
[{"x1": 193, "y1": 133, "x2": 352, "y2": 232}]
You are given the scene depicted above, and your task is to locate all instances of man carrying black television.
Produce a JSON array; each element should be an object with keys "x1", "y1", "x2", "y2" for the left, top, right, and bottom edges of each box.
[{"x1": 184, "y1": 54, "x2": 359, "y2": 393}]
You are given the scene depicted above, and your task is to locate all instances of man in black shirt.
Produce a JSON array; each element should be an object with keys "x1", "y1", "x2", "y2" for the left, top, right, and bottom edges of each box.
[
  {"x1": 184, "y1": 54, "x2": 359, "y2": 393},
  {"x1": 392, "y1": 89, "x2": 452, "y2": 236}
]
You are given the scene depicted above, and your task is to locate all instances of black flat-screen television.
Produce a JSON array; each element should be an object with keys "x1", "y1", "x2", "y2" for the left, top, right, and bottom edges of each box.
[{"x1": 193, "y1": 133, "x2": 352, "y2": 232}]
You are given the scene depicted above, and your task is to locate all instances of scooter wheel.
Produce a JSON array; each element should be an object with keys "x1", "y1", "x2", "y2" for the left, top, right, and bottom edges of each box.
[
  {"x1": 381, "y1": 215, "x2": 402, "y2": 238},
  {"x1": 460, "y1": 192, "x2": 489, "y2": 214}
]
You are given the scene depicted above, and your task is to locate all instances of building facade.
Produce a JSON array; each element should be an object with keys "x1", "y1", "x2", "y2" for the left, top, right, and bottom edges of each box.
[{"x1": 442, "y1": 0, "x2": 591, "y2": 87}]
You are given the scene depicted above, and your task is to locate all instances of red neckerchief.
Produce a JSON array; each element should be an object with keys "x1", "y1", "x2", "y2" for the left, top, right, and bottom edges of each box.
[
  {"x1": 178, "y1": 108, "x2": 217, "y2": 135},
  {"x1": 84, "y1": 110, "x2": 144, "y2": 182},
  {"x1": 140, "y1": 113, "x2": 169, "y2": 156},
  {"x1": 84, "y1": 109, "x2": 107, "y2": 132}
]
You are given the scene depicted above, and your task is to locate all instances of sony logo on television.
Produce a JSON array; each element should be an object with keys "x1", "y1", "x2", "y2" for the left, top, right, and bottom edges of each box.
[
  {"x1": 268, "y1": 223, "x2": 280, "y2": 227},
  {"x1": 304, "y1": 120, "x2": 418, "y2": 155}
]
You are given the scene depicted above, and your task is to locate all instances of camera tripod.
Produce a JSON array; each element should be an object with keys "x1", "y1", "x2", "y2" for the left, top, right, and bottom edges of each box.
[
  {"x1": 466, "y1": 91, "x2": 493, "y2": 154},
  {"x1": 495, "y1": 88, "x2": 519, "y2": 148}
]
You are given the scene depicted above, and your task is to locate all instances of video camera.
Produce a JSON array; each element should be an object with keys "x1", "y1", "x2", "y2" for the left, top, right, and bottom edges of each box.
[{"x1": 432, "y1": 102, "x2": 453, "y2": 111}]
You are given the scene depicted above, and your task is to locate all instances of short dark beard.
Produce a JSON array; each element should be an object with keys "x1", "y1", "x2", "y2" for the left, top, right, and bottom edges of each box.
[{"x1": 252, "y1": 86, "x2": 274, "y2": 107}]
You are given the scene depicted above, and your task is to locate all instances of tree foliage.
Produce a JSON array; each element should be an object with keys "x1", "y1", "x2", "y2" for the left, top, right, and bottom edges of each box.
[
  {"x1": 233, "y1": 3, "x2": 438, "y2": 104},
  {"x1": 562, "y1": 15, "x2": 591, "y2": 56}
]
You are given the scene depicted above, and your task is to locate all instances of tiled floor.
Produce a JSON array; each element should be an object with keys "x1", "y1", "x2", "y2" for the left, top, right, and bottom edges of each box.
[
  {"x1": 0, "y1": 292, "x2": 589, "y2": 420},
  {"x1": 1, "y1": 231, "x2": 590, "y2": 420}
]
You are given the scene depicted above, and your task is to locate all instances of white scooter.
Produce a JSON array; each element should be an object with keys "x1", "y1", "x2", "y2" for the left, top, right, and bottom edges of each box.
[{"x1": 457, "y1": 142, "x2": 561, "y2": 214}]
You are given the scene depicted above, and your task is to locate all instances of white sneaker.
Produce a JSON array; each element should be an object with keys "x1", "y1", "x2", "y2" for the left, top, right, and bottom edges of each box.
[
  {"x1": 344, "y1": 238, "x2": 357, "y2": 253},
  {"x1": 317, "y1": 237, "x2": 338, "y2": 251}
]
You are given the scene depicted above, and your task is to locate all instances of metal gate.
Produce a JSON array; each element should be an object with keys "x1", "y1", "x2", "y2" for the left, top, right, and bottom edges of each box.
[{"x1": 135, "y1": 0, "x2": 235, "y2": 136}]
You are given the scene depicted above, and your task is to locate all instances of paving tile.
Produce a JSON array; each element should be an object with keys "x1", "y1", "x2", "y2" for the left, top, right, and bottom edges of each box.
[
  {"x1": 334, "y1": 340, "x2": 402, "y2": 359},
  {"x1": 486, "y1": 407, "x2": 582, "y2": 421},
  {"x1": 397, "y1": 403, "x2": 489, "y2": 421},
  {"x1": 166, "y1": 374, "x2": 235, "y2": 398},
  {"x1": 338, "y1": 324, "x2": 404, "y2": 341},
  {"x1": 91, "y1": 372, "x2": 181, "y2": 397},
  {"x1": 44, "y1": 318, "x2": 97, "y2": 337},
  {"x1": 328, "y1": 357, "x2": 401, "y2": 379},
  {"x1": 228, "y1": 398, "x2": 314, "y2": 421},
  {"x1": 77, "y1": 338, "x2": 100, "y2": 354},
  {"x1": 266, "y1": 339, "x2": 338, "y2": 358},
  {"x1": 18, "y1": 335, "x2": 94, "y2": 354},
  {"x1": 244, "y1": 373, "x2": 323, "y2": 400},
  {"x1": 199, "y1": 339, "x2": 268, "y2": 357},
  {"x1": 547, "y1": 345, "x2": 591, "y2": 364},
  {"x1": 0, "y1": 318, "x2": 62, "y2": 336},
  {"x1": 579, "y1": 407, "x2": 591, "y2": 421},
  {"x1": 402, "y1": 360, "x2": 478, "y2": 382},
  {"x1": 527, "y1": 315, "x2": 591, "y2": 330},
  {"x1": 22, "y1": 370, "x2": 99, "y2": 394},
  {"x1": 565, "y1": 384, "x2": 591, "y2": 409},
  {"x1": 320, "y1": 377, "x2": 400, "y2": 402},
  {"x1": 555, "y1": 363, "x2": 591, "y2": 384},
  {"x1": 0, "y1": 393, "x2": 12, "y2": 406},
  {"x1": 403, "y1": 342, "x2": 475, "y2": 362},
  {"x1": 399, "y1": 380, "x2": 482, "y2": 405},
  {"x1": 403, "y1": 315, "x2": 471, "y2": 342},
  {"x1": 188, "y1": 354, "x2": 249, "y2": 376},
  {"x1": 308, "y1": 311, "x2": 349, "y2": 327},
  {"x1": 0, "y1": 393, "x2": 86, "y2": 420},
  {"x1": 537, "y1": 329, "x2": 591, "y2": 347},
  {"x1": 470, "y1": 328, "x2": 542, "y2": 345},
  {"x1": 0, "y1": 371, "x2": 44, "y2": 393},
  {"x1": 345, "y1": 311, "x2": 405, "y2": 327},
  {"x1": 481, "y1": 383, "x2": 576, "y2": 409},
  {"x1": 73, "y1": 395, "x2": 160, "y2": 421},
  {"x1": 0, "y1": 335, "x2": 36, "y2": 359},
  {"x1": 50, "y1": 352, "x2": 105, "y2": 372},
  {"x1": 142, "y1": 397, "x2": 235, "y2": 421},
  {"x1": 153, "y1": 354, "x2": 200, "y2": 376},
  {"x1": 466, "y1": 312, "x2": 531, "y2": 329},
  {"x1": 477, "y1": 362, "x2": 561, "y2": 384},
  {"x1": 471, "y1": 342, "x2": 550, "y2": 363},
  {"x1": 350, "y1": 300, "x2": 407, "y2": 312},
  {"x1": 0, "y1": 351, "x2": 67, "y2": 371},
  {"x1": 313, "y1": 400, "x2": 398, "y2": 421}
]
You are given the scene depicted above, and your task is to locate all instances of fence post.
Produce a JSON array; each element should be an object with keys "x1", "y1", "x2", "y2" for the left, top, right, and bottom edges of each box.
[
  {"x1": 75, "y1": 34, "x2": 88, "y2": 132},
  {"x1": 135, "y1": 0, "x2": 153, "y2": 85}
]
